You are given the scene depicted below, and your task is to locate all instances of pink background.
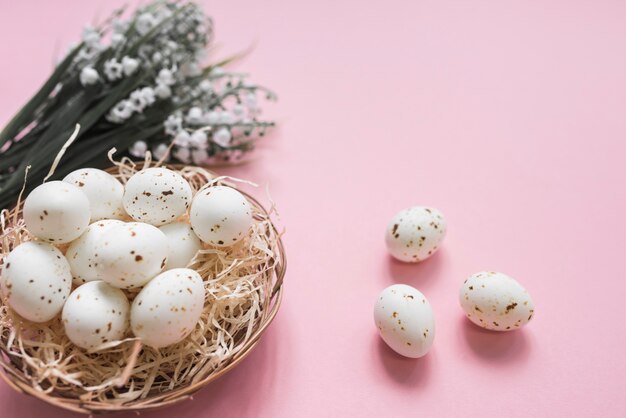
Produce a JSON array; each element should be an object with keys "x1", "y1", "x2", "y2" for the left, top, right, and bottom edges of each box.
[{"x1": 1, "y1": 0, "x2": 625, "y2": 416}]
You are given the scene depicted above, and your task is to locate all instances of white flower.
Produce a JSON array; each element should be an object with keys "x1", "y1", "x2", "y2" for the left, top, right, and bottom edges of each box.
[
  {"x1": 212, "y1": 127, "x2": 231, "y2": 147},
  {"x1": 141, "y1": 87, "x2": 156, "y2": 105},
  {"x1": 129, "y1": 90, "x2": 148, "y2": 112},
  {"x1": 219, "y1": 111, "x2": 234, "y2": 124},
  {"x1": 164, "y1": 114, "x2": 182, "y2": 135},
  {"x1": 199, "y1": 80, "x2": 212, "y2": 92},
  {"x1": 186, "y1": 107, "x2": 203, "y2": 124},
  {"x1": 173, "y1": 146, "x2": 191, "y2": 163},
  {"x1": 136, "y1": 13, "x2": 157, "y2": 36},
  {"x1": 154, "y1": 83, "x2": 172, "y2": 99},
  {"x1": 110, "y1": 33, "x2": 126, "y2": 48},
  {"x1": 129, "y1": 141, "x2": 148, "y2": 157},
  {"x1": 157, "y1": 68, "x2": 175, "y2": 86},
  {"x1": 244, "y1": 92, "x2": 257, "y2": 109},
  {"x1": 191, "y1": 148, "x2": 209, "y2": 165},
  {"x1": 104, "y1": 59, "x2": 124, "y2": 81},
  {"x1": 205, "y1": 111, "x2": 219, "y2": 124},
  {"x1": 190, "y1": 130, "x2": 208, "y2": 148},
  {"x1": 75, "y1": 46, "x2": 98, "y2": 62},
  {"x1": 152, "y1": 143, "x2": 170, "y2": 161},
  {"x1": 107, "y1": 100, "x2": 134, "y2": 123},
  {"x1": 152, "y1": 51, "x2": 163, "y2": 63},
  {"x1": 79, "y1": 66, "x2": 99, "y2": 86},
  {"x1": 82, "y1": 26, "x2": 100, "y2": 47},
  {"x1": 176, "y1": 22, "x2": 187, "y2": 34},
  {"x1": 233, "y1": 104, "x2": 245, "y2": 116},
  {"x1": 122, "y1": 56, "x2": 139, "y2": 76},
  {"x1": 112, "y1": 19, "x2": 128, "y2": 34},
  {"x1": 173, "y1": 130, "x2": 191, "y2": 147}
]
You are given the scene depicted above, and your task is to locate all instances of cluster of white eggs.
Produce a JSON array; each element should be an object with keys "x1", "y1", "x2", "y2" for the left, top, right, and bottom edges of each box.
[
  {"x1": 375, "y1": 206, "x2": 535, "y2": 358},
  {"x1": 1, "y1": 167, "x2": 254, "y2": 350}
]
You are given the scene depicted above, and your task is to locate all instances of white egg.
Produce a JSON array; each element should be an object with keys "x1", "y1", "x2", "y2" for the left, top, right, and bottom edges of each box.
[
  {"x1": 385, "y1": 206, "x2": 447, "y2": 263},
  {"x1": 63, "y1": 168, "x2": 126, "y2": 221},
  {"x1": 1, "y1": 241, "x2": 71, "y2": 322},
  {"x1": 159, "y1": 222, "x2": 202, "y2": 269},
  {"x1": 131, "y1": 268, "x2": 205, "y2": 348},
  {"x1": 459, "y1": 271, "x2": 535, "y2": 331},
  {"x1": 190, "y1": 186, "x2": 253, "y2": 246},
  {"x1": 122, "y1": 167, "x2": 192, "y2": 226},
  {"x1": 62, "y1": 281, "x2": 130, "y2": 350},
  {"x1": 95, "y1": 222, "x2": 168, "y2": 289},
  {"x1": 23, "y1": 181, "x2": 91, "y2": 244},
  {"x1": 66, "y1": 220, "x2": 124, "y2": 285},
  {"x1": 374, "y1": 284, "x2": 435, "y2": 358}
]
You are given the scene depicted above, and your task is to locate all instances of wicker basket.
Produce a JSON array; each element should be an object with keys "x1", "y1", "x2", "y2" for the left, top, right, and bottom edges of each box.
[{"x1": 0, "y1": 163, "x2": 286, "y2": 414}]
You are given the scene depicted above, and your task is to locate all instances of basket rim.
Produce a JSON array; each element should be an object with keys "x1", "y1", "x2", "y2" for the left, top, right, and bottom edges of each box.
[{"x1": 0, "y1": 162, "x2": 286, "y2": 414}]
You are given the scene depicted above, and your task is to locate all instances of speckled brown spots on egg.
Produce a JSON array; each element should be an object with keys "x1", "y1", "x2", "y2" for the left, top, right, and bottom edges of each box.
[{"x1": 505, "y1": 302, "x2": 518, "y2": 313}]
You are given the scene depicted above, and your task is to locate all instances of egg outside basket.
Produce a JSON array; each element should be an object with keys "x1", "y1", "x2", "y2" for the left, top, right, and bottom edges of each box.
[{"x1": 0, "y1": 161, "x2": 286, "y2": 414}]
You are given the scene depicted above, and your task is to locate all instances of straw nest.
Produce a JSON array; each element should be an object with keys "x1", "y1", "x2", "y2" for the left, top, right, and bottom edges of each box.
[{"x1": 0, "y1": 157, "x2": 285, "y2": 414}]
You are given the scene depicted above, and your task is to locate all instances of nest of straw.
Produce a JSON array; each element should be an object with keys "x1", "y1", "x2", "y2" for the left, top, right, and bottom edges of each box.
[{"x1": 0, "y1": 158, "x2": 285, "y2": 414}]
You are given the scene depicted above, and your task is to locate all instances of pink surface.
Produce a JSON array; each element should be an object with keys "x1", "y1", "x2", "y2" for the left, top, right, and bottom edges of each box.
[{"x1": 1, "y1": 0, "x2": 625, "y2": 417}]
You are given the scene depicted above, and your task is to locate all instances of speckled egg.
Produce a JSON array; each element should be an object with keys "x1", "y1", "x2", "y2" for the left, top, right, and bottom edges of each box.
[
  {"x1": 66, "y1": 220, "x2": 124, "y2": 285},
  {"x1": 62, "y1": 281, "x2": 130, "y2": 350},
  {"x1": 1, "y1": 241, "x2": 72, "y2": 322},
  {"x1": 130, "y1": 268, "x2": 205, "y2": 348},
  {"x1": 63, "y1": 168, "x2": 126, "y2": 221},
  {"x1": 459, "y1": 271, "x2": 535, "y2": 331},
  {"x1": 95, "y1": 222, "x2": 169, "y2": 289},
  {"x1": 159, "y1": 222, "x2": 202, "y2": 269},
  {"x1": 374, "y1": 284, "x2": 435, "y2": 358},
  {"x1": 189, "y1": 186, "x2": 253, "y2": 246},
  {"x1": 122, "y1": 167, "x2": 192, "y2": 226},
  {"x1": 23, "y1": 181, "x2": 91, "y2": 244},
  {"x1": 385, "y1": 206, "x2": 447, "y2": 263}
]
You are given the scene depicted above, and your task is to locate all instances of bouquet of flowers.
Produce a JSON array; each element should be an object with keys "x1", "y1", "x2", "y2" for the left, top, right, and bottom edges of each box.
[{"x1": 0, "y1": 0, "x2": 276, "y2": 209}]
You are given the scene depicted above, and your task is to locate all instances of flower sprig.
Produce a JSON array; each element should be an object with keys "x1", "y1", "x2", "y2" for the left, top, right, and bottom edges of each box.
[{"x1": 0, "y1": 0, "x2": 276, "y2": 209}]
